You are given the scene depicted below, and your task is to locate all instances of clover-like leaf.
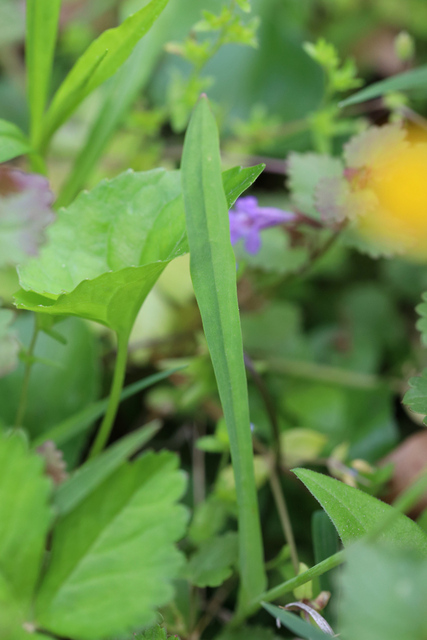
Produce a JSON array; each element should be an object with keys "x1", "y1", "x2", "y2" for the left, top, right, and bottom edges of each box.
[
  {"x1": 35, "y1": 450, "x2": 188, "y2": 640},
  {"x1": 0, "y1": 167, "x2": 55, "y2": 268},
  {"x1": 0, "y1": 433, "x2": 51, "y2": 635}
]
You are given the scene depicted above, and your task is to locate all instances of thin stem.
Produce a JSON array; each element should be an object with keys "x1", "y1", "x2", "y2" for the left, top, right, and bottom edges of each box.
[
  {"x1": 244, "y1": 353, "x2": 299, "y2": 574},
  {"x1": 269, "y1": 468, "x2": 299, "y2": 576},
  {"x1": 14, "y1": 320, "x2": 39, "y2": 429},
  {"x1": 231, "y1": 550, "x2": 345, "y2": 626},
  {"x1": 88, "y1": 332, "x2": 129, "y2": 458}
]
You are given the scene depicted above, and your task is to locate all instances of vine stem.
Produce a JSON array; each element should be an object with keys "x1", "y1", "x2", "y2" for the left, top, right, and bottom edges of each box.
[
  {"x1": 268, "y1": 467, "x2": 299, "y2": 576},
  {"x1": 88, "y1": 332, "x2": 129, "y2": 458},
  {"x1": 14, "y1": 320, "x2": 39, "y2": 429}
]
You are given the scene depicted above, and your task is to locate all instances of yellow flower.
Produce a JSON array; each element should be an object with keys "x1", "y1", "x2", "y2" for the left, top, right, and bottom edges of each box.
[{"x1": 318, "y1": 123, "x2": 427, "y2": 261}]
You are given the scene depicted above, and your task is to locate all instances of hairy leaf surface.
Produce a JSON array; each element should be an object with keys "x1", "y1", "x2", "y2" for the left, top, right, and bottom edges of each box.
[{"x1": 294, "y1": 468, "x2": 427, "y2": 554}]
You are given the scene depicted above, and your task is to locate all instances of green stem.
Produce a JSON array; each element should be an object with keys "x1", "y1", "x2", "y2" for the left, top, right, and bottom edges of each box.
[
  {"x1": 88, "y1": 332, "x2": 129, "y2": 458},
  {"x1": 231, "y1": 550, "x2": 345, "y2": 626},
  {"x1": 14, "y1": 320, "x2": 39, "y2": 429},
  {"x1": 269, "y1": 468, "x2": 299, "y2": 576}
]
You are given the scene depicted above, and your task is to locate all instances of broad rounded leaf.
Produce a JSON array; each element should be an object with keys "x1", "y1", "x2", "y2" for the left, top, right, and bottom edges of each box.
[
  {"x1": 17, "y1": 169, "x2": 186, "y2": 336},
  {"x1": 36, "y1": 450, "x2": 188, "y2": 640},
  {"x1": 294, "y1": 468, "x2": 427, "y2": 554},
  {"x1": 187, "y1": 532, "x2": 238, "y2": 587}
]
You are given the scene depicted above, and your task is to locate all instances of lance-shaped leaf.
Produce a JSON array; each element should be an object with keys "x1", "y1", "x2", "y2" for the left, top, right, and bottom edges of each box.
[
  {"x1": 0, "y1": 434, "x2": 51, "y2": 635},
  {"x1": 181, "y1": 96, "x2": 266, "y2": 608},
  {"x1": 16, "y1": 166, "x2": 263, "y2": 338},
  {"x1": 0, "y1": 167, "x2": 55, "y2": 268},
  {"x1": 35, "y1": 450, "x2": 187, "y2": 640},
  {"x1": 340, "y1": 65, "x2": 427, "y2": 107},
  {"x1": 0, "y1": 119, "x2": 31, "y2": 163},
  {"x1": 294, "y1": 468, "x2": 427, "y2": 554},
  {"x1": 263, "y1": 603, "x2": 332, "y2": 640},
  {"x1": 39, "y1": 0, "x2": 170, "y2": 148}
]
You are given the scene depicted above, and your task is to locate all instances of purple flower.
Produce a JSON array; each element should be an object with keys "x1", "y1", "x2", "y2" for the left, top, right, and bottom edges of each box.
[{"x1": 229, "y1": 196, "x2": 296, "y2": 254}]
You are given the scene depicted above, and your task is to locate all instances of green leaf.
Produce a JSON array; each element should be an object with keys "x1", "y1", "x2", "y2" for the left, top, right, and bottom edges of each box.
[
  {"x1": 403, "y1": 369, "x2": 427, "y2": 424},
  {"x1": 217, "y1": 625, "x2": 280, "y2": 640},
  {"x1": 134, "y1": 624, "x2": 167, "y2": 640},
  {"x1": 54, "y1": 420, "x2": 161, "y2": 516},
  {"x1": 0, "y1": 308, "x2": 19, "y2": 378},
  {"x1": 33, "y1": 367, "x2": 183, "y2": 449},
  {"x1": 26, "y1": 0, "x2": 61, "y2": 146},
  {"x1": 36, "y1": 451, "x2": 187, "y2": 639},
  {"x1": 187, "y1": 532, "x2": 238, "y2": 587},
  {"x1": 311, "y1": 510, "x2": 339, "y2": 593},
  {"x1": 188, "y1": 496, "x2": 228, "y2": 544},
  {"x1": 340, "y1": 544, "x2": 427, "y2": 640},
  {"x1": 0, "y1": 434, "x2": 51, "y2": 634},
  {"x1": 16, "y1": 169, "x2": 186, "y2": 337},
  {"x1": 294, "y1": 468, "x2": 427, "y2": 554},
  {"x1": 221, "y1": 164, "x2": 264, "y2": 208},
  {"x1": 39, "y1": 0, "x2": 170, "y2": 148},
  {"x1": 262, "y1": 603, "x2": 332, "y2": 640},
  {"x1": 339, "y1": 65, "x2": 427, "y2": 107},
  {"x1": 181, "y1": 96, "x2": 266, "y2": 608},
  {"x1": 0, "y1": 119, "x2": 31, "y2": 163}
]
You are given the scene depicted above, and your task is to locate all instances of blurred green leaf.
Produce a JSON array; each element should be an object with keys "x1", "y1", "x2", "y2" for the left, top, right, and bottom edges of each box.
[
  {"x1": 0, "y1": 119, "x2": 31, "y2": 163},
  {"x1": 312, "y1": 510, "x2": 340, "y2": 594},
  {"x1": 340, "y1": 65, "x2": 427, "y2": 107},
  {"x1": 54, "y1": 420, "x2": 161, "y2": 516},
  {"x1": 0, "y1": 308, "x2": 19, "y2": 378},
  {"x1": 187, "y1": 532, "x2": 238, "y2": 587},
  {"x1": 403, "y1": 369, "x2": 427, "y2": 424},
  {"x1": 340, "y1": 544, "x2": 427, "y2": 640},
  {"x1": 36, "y1": 451, "x2": 187, "y2": 639},
  {"x1": 416, "y1": 292, "x2": 427, "y2": 346},
  {"x1": 188, "y1": 496, "x2": 229, "y2": 544},
  {"x1": 294, "y1": 468, "x2": 427, "y2": 554},
  {"x1": 0, "y1": 316, "x2": 100, "y2": 466},
  {"x1": 134, "y1": 624, "x2": 168, "y2": 640},
  {"x1": 34, "y1": 367, "x2": 183, "y2": 449},
  {"x1": 0, "y1": 434, "x2": 51, "y2": 635},
  {"x1": 181, "y1": 96, "x2": 266, "y2": 607}
]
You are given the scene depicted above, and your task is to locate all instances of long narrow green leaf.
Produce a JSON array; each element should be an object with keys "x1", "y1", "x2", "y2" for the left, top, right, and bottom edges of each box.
[
  {"x1": 54, "y1": 420, "x2": 161, "y2": 516},
  {"x1": 57, "y1": 0, "x2": 174, "y2": 208},
  {"x1": 26, "y1": 0, "x2": 62, "y2": 146},
  {"x1": 340, "y1": 65, "x2": 427, "y2": 107},
  {"x1": 0, "y1": 119, "x2": 31, "y2": 162},
  {"x1": 181, "y1": 96, "x2": 266, "y2": 610},
  {"x1": 32, "y1": 366, "x2": 184, "y2": 448},
  {"x1": 39, "y1": 0, "x2": 169, "y2": 150}
]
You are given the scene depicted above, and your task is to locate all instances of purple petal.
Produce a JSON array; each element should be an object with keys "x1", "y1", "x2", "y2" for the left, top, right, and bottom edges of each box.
[{"x1": 244, "y1": 228, "x2": 262, "y2": 254}]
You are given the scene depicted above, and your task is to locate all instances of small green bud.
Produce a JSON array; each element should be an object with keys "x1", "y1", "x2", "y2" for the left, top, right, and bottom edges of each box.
[
  {"x1": 395, "y1": 31, "x2": 415, "y2": 62},
  {"x1": 293, "y1": 562, "x2": 313, "y2": 600}
]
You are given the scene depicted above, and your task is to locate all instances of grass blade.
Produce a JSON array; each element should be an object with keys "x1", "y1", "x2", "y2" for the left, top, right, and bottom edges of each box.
[
  {"x1": 54, "y1": 420, "x2": 161, "y2": 516},
  {"x1": 32, "y1": 366, "x2": 184, "y2": 448},
  {"x1": 181, "y1": 95, "x2": 266, "y2": 610},
  {"x1": 340, "y1": 65, "x2": 427, "y2": 107},
  {"x1": 0, "y1": 119, "x2": 31, "y2": 163},
  {"x1": 26, "y1": 0, "x2": 61, "y2": 146}
]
